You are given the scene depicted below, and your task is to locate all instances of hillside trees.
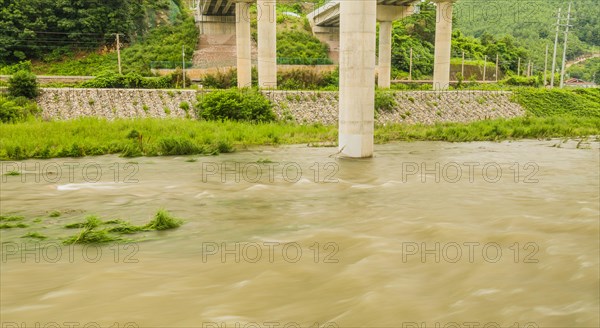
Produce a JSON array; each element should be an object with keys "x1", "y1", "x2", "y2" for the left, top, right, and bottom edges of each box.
[{"x1": 0, "y1": 0, "x2": 179, "y2": 64}]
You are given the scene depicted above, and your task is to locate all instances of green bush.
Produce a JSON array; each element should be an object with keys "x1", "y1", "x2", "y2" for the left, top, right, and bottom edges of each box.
[
  {"x1": 0, "y1": 61, "x2": 33, "y2": 75},
  {"x1": 375, "y1": 90, "x2": 398, "y2": 113},
  {"x1": 196, "y1": 89, "x2": 275, "y2": 122},
  {"x1": 8, "y1": 70, "x2": 39, "y2": 99},
  {"x1": 277, "y1": 31, "x2": 331, "y2": 63},
  {"x1": 80, "y1": 70, "x2": 189, "y2": 89},
  {"x1": 0, "y1": 96, "x2": 40, "y2": 123},
  {"x1": 202, "y1": 69, "x2": 238, "y2": 89},
  {"x1": 502, "y1": 75, "x2": 540, "y2": 87},
  {"x1": 277, "y1": 68, "x2": 338, "y2": 90}
]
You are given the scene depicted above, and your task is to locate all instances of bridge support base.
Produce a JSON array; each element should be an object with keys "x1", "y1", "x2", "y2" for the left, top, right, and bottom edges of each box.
[{"x1": 338, "y1": 0, "x2": 376, "y2": 158}]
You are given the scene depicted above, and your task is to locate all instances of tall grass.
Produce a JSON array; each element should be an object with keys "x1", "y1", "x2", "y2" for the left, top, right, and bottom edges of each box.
[{"x1": 0, "y1": 118, "x2": 336, "y2": 160}]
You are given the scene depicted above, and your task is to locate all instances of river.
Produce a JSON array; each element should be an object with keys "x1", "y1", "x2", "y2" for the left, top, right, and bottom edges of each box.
[{"x1": 1, "y1": 139, "x2": 598, "y2": 327}]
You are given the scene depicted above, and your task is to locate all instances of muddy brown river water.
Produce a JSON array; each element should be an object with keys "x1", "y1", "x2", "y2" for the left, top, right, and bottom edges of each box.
[{"x1": 1, "y1": 140, "x2": 599, "y2": 327}]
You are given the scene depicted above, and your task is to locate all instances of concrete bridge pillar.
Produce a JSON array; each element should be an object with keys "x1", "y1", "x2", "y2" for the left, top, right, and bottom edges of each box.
[
  {"x1": 235, "y1": 1, "x2": 252, "y2": 88},
  {"x1": 378, "y1": 21, "x2": 393, "y2": 88},
  {"x1": 338, "y1": 0, "x2": 377, "y2": 158},
  {"x1": 257, "y1": 0, "x2": 277, "y2": 89},
  {"x1": 432, "y1": 0, "x2": 455, "y2": 90},
  {"x1": 376, "y1": 5, "x2": 414, "y2": 89}
]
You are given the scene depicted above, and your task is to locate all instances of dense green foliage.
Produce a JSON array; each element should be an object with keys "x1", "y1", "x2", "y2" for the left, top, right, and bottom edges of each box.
[
  {"x1": 388, "y1": 1, "x2": 528, "y2": 78},
  {"x1": 196, "y1": 89, "x2": 275, "y2": 122},
  {"x1": 1, "y1": 0, "x2": 197, "y2": 76},
  {"x1": 7, "y1": 70, "x2": 39, "y2": 99},
  {"x1": 455, "y1": 0, "x2": 598, "y2": 71},
  {"x1": 81, "y1": 70, "x2": 190, "y2": 89},
  {"x1": 0, "y1": 0, "x2": 183, "y2": 64},
  {"x1": 567, "y1": 57, "x2": 600, "y2": 84},
  {"x1": 277, "y1": 31, "x2": 332, "y2": 64},
  {"x1": 201, "y1": 68, "x2": 338, "y2": 90},
  {"x1": 0, "y1": 95, "x2": 40, "y2": 123},
  {"x1": 278, "y1": 68, "x2": 338, "y2": 90},
  {"x1": 375, "y1": 90, "x2": 398, "y2": 113},
  {"x1": 513, "y1": 88, "x2": 600, "y2": 118}
]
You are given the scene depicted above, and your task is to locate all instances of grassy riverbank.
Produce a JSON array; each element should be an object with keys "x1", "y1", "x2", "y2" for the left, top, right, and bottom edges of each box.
[
  {"x1": 1, "y1": 116, "x2": 598, "y2": 160},
  {"x1": 1, "y1": 89, "x2": 599, "y2": 160}
]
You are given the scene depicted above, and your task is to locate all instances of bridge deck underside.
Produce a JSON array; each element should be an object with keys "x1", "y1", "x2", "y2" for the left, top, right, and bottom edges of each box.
[
  {"x1": 200, "y1": 0, "x2": 236, "y2": 16},
  {"x1": 312, "y1": 0, "x2": 418, "y2": 27}
]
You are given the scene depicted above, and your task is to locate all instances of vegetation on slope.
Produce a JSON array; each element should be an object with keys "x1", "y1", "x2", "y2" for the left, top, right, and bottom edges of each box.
[
  {"x1": 0, "y1": 0, "x2": 197, "y2": 76},
  {"x1": 455, "y1": 0, "x2": 598, "y2": 71}
]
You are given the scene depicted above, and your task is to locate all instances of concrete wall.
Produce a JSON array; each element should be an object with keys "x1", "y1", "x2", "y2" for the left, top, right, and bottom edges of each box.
[{"x1": 36, "y1": 88, "x2": 525, "y2": 125}]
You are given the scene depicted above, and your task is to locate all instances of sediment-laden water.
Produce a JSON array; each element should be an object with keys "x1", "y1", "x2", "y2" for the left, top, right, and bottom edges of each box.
[{"x1": 1, "y1": 139, "x2": 598, "y2": 327}]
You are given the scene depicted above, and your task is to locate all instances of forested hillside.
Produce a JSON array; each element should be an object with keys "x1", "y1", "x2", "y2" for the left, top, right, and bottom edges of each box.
[
  {"x1": 0, "y1": 0, "x2": 186, "y2": 64},
  {"x1": 455, "y1": 0, "x2": 599, "y2": 70}
]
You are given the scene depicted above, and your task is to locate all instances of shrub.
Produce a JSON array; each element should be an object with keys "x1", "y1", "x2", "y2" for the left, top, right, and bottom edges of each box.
[
  {"x1": 0, "y1": 96, "x2": 40, "y2": 123},
  {"x1": 8, "y1": 70, "x2": 39, "y2": 99},
  {"x1": 502, "y1": 75, "x2": 540, "y2": 87},
  {"x1": 80, "y1": 70, "x2": 189, "y2": 89},
  {"x1": 375, "y1": 90, "x2": 398, "y2": 113},
  {"x1": 202, "y1": 69, "x2": 238, "y2": 89},
  {"x1": 196, "y1": 89, "x2": 275, "y2": 122}
]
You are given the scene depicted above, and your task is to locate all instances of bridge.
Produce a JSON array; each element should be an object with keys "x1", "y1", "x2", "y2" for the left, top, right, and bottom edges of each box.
[{"x1": 193, "y1": 0, "x2": 458, "y2": 158}]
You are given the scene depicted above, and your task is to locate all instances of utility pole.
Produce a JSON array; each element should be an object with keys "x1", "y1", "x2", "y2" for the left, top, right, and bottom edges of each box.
[
  {"x1": 543, "y1": 44, "x2": 549, "y2": 86},
  {"x1": 559, "y1": 2, "x2": 572, "y2": 88},
  {"x1": 461, "y1": 51, "x2": 465, "y2": 78},
  {"x1": 182, "y1": 45, "x2": 186, "y2": 88},
  {"x1": 550, "y1": 8, "x2": 562, "y2": 87},
  {"x1": 483, "y1": 55, "x2": 487, "y2": 82},
  {"x1": 116, "y1": 33, "x2": 122, "y2": 75},
  {"x1": 517, "y1": 57, "x2": 521, "y2": 76},
  {"x1": 527, "y1": 60, "x2": 531, "y2": 77},
  {"x1": 495, "y1": 53, "x2": 499, "y2": 82},
  {"x1": 409, "y1": 47, "x2": 413, "y2": 81}
]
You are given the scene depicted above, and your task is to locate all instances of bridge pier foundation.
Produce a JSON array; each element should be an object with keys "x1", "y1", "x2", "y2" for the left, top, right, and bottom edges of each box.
[
  {"x1": 338, "y1": 0, "x2": 376, "y2": 158},
  {"x1": 432, "y1": 0, "x2": 455, "y2": 90},
  {"x1": 257, "y1": 0, "x2": 277, "y2": 89},
  {"x1": 235, "y1": 1, "x2": 252, "y2": 88}
]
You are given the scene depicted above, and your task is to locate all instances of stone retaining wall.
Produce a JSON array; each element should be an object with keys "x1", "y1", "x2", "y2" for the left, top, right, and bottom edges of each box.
[
  {"x1": 38, "y1": 88, "x2": 197, "y2": 120},
  {"x1": 36, "y1": 88, "x2": 526, "y2": 124}
]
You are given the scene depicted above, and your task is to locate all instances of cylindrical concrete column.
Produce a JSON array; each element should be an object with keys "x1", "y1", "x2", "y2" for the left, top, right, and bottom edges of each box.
[
  {"x1": 432, "y1": 0, "x2": 454, "y2": 90},
  {"x1": 257, "y1": 0, "x2": 277, "y2": 89},
  {"x1": 236, "y1": 2, "x2": 252, "y2": 88},
  {"x1": 339, "y1": 0, "x2": 377, "y2": 158},
  {"x1": 378, "y1": 21, "x2": 393, "y2": 89}
]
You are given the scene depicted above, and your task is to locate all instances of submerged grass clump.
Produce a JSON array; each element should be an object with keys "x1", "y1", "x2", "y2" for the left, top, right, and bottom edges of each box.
[
  {"x1": 63, "y1": 215, "x2": 121, "y2": 245},
  {"x1": 62, "y1": 210, "x2": 184, "y2": 244},
  {"x1": 4, "y1": 170, "x2": 20, "y2": 176},
  {"x1": 0, "y1": 223, "x2": 29, "y2": 229},
  {"x1": 63, "y1": 228, "x2": 121, "y2": 245},
  {"x1": 48, "y1": 210, "x2": 62, "y2": 217},
  {"x1": 0, "y1": 215, "x2": 25, "y2": 222},
  {"x1": 64, "y1": 215, "x2": 103, "y2": 229},
  {"x1": 144, "y1": 209, "x2": 183, "y2": 231},
  {"x1": 21, "y1": 232, "x2": 48, "y2": 240},
  {"x1": 107, "y1": 222, "x2": 146, "y2": 234}
]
